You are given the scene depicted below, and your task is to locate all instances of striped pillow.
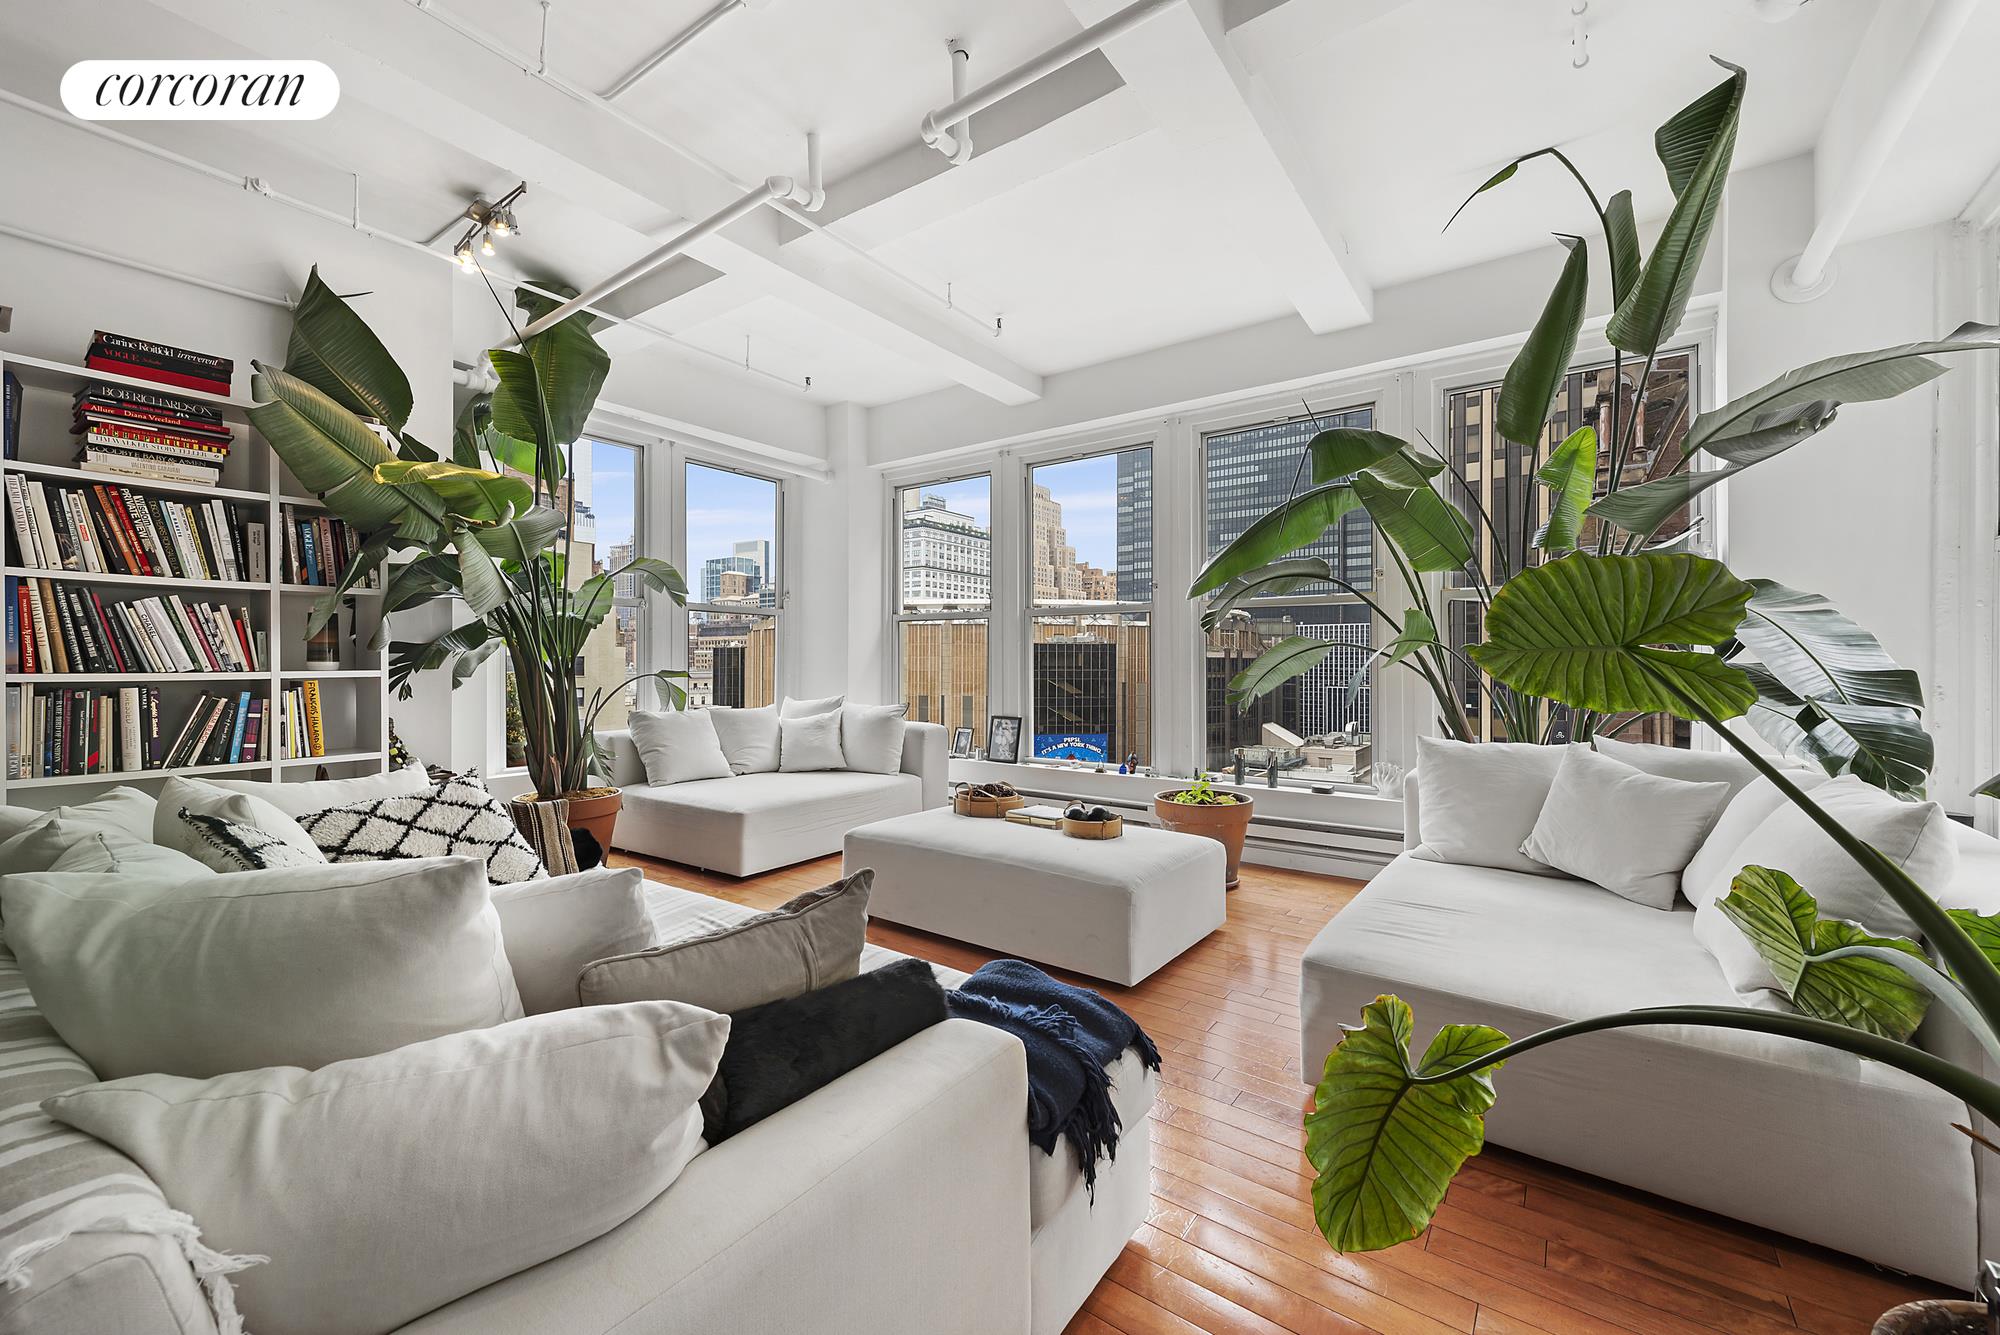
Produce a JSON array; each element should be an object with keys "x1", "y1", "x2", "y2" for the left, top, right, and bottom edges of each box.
[{"x1": 0, "y1": 942, "x2": 260, "y2": 1330}]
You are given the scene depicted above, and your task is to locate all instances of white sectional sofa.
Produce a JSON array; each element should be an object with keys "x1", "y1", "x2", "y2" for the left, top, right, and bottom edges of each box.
[
  {"x1": 599, "y1": 720, "x2": 948, "y2": 877},
  {"x1": 1, "y1": 872, "x2": 1155, "y2": 1335},
  {"x1": 1300, "y1": 769, "x2": 2000, "y2": 1287}
]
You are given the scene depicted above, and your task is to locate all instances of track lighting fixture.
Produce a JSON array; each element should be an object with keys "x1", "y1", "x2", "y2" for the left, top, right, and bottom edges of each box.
[{"x1": 444, "y1": 181, "x2": 528, "y2": 274}]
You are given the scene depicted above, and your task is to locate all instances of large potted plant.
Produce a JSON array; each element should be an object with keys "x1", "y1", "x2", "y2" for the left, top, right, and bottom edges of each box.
[
  {"x1": 1153, "y1": 773, "x2": 1253, "y2": 889},
  {"x1": 247, "y1": 270, "x2": 688, "y2": 861},
  {"x1": 1193, "y1": 59, "x2": 1991, "y2": 798}
]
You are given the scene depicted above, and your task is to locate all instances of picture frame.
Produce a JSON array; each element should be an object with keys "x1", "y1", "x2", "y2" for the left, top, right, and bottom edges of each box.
[
  {"x1": 986, "y1": 715, "x2": 1022, "y2": 764},
  {"x1": 950, "y1": 726, "x2": 975, "y2": 758}
]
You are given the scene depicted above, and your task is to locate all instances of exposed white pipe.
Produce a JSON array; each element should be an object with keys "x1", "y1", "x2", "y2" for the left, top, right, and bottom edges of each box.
[
  {"x1": 517, "y1": 176, "x2": 813, "y2": 341},
  {"x1": 0, "y1": 220, "x2": 295, "y2": 309},
  {"x1": 0, "y1": 88, "x2": 814, "y2": 393},
  {"x1": 603, "y1": 0, "x2": 745, "y2": 99},
  {"x1": 403, "y1": 0, "x2": 1002, "y2": 338},
  {"x1": 1776, "y1": 0, "x2": 1983, "y2": 299},
  {"x1": 931, "y1": 42, "x2": 974, "y2": 166},
  {"x1": 920, "y1": 0, "x2": 1179, "y2": 157}
]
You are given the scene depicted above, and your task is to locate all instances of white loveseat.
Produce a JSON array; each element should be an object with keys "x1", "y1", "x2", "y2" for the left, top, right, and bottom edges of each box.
[
  {"x1": 1, "y1": 872, "x2": 1155, "y2": 1335},
  {"x1": 1299, "y1": 773, "x2": 2000, "y2": 1287},
  {"x1": 599, "y1": 721, "x2": 948, "y2": 877}
]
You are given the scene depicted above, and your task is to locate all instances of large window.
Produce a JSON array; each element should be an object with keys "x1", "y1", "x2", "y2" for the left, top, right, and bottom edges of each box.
[
  {"x1": 1201, "y1": 405, "x2": 1379, "y2": 785},
  {"x1": 895, "y1": 475, "x2": 991, "y2": 733},
  {"x1": 1029, "y1": 448, "x2": 1152, "y2": 765},
  {"x1": 685, "y1": 461, "x2": 780, "y2": 708},
  {"x1": 1443, "y1": 349, "x2": 1696, "y2": 744}
]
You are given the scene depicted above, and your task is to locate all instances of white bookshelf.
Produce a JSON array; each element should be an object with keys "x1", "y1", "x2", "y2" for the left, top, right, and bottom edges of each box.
[{"x1": 2, "y1": 349, "x2": 392, "y2": 803}]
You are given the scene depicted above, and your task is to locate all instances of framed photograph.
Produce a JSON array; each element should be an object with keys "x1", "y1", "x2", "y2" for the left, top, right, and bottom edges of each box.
[
  {"x1": 986, "y1": 715, "x2": 1023, "y2": 764},
  {"x1": 950, "y1": 726, "x2": 975, "y2": 758}
]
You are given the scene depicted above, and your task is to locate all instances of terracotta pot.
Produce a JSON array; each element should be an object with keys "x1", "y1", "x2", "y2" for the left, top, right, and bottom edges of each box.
[
  {"x1": 559, "y1": 787, "x2": 623, "y2": 861},
  {"x1": 1872, "y1": 1300, "x2": 1987, "y2": 1334},
  {"x1": 1154, "y1": 793, "x2": 1253, "y2": 889}
]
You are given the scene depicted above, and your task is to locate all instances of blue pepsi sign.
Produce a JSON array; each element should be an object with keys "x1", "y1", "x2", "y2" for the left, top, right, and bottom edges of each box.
[{"x1": 1034, "y1": 733, "x2": 1110, "y2": 762}]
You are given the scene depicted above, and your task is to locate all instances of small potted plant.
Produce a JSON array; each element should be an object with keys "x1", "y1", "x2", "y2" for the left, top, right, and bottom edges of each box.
[{"x1": 1154, "y1": 772, "x2": 1252, "y2": 889}]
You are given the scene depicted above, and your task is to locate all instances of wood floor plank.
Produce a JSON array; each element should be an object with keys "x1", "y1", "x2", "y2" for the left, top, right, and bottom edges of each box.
[{"x1": 614, "y1": 849, "x2": 1945, "y2": 1334}]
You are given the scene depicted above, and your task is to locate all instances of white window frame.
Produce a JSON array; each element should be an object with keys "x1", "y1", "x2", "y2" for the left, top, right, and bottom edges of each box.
[
  {"x1": 676, "y1": 454, "x2": 786, "y2": 709},
  {"x1": 888, "y1": 468, "x2": 994, "y2": 731}
]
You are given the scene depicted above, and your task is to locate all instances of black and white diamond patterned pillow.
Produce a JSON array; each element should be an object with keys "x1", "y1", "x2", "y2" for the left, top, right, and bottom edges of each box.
[
  {"x1": 178, "y1": 809, "x2": 326, "y2": 872},
  {"x1": 298, "y1": 773, "x2": 549, "y2": 884}
]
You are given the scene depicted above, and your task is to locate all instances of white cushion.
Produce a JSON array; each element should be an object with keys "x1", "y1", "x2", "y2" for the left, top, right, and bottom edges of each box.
[
  {"x1": 616, "y1": 772, "x2": 924, "y2": 878},
  {"x1": 1520, "y1": 745, "x2": 1732, "y2": 910},
  {"x1": 46, "y1": 1001, "x2": 728, "y2": 1335},
  {"x1": 629, "y1": 708, "x2": 734, "y2": 786},
  {"x1": 780, "y1": 710, "x2": 845, "y2": 773},
  {"x1": 48, "y1": 829, "x2": 213, "y2": 876},
  {"x1": 1408, "y1": 737, "x2": 1566, "y2": 875},
  {"x1": 492, "y1": 867, "x2": 657, "y2": 1014},
  {"x1": 154, "y1": 774, "x2": 320, "y2": 860},
  {"x1": 841, "y1": 702, "x2": 909, "y2": 775},
  {"x1": 0, "y1": 804, "x2": 40, "y2": 842},
  {"x1": 0, "y1": 856, "x2": 523, "y2": 1079},
  {"x1": 1682, "y1": 769, "x2": 1833, "y2": 909},
  {"x1": 208, "y1": 764, "x2": 431, "y2": 819},
  {"x1": 0, "y1": 788, "x2": 159, "y2": 872},
  {"x1": 705, "y1": 704, "x2": 780, "y2": 774},
  {"x1": 1692, "y1": 775, "x2": 1960, "y2": 998},
  {"x1": 1591, "y1": 735, "x2": 1759, "y2": 801},
  {"x1": 176, "y1": 810, "x2": 329, "y2": 872},
  {"x1": 781, "y1": 694, "x2": 843, "y2": 718}
]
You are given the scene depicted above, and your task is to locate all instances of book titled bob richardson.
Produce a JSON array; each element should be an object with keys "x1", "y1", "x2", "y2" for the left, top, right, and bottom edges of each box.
[{"x1": 85, "y1": 331, "x2": 234, "y2": 396}]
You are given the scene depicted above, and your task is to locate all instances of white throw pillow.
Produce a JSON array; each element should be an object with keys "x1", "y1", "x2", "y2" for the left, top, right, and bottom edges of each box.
[
  {"x1": 781, "y1": 694, "x2": 843, "y2": 718},
  {"x1": 1519, "y1": 745, "x2": 1732, "y2": 909},
  {"x1": 297, "y1": 773, "x2": 546, "y2": 885},
  {"x1": 1682, "y1": 770, "x2": 1832, "y2": 909},
  {"x1": 46, "y1": 1001, "x2": 727, "y2": 1335},
  {"x1": 629, "y1": 708, "x2": 734, "y2": 786},
  {"x1": 841, "y1": 702, "x2": 909, "y2": 775},
  {"x1": 0, "y1": 856, "x2": 523, "y2": 1079},
  {"x1": 0, "y1": 788, "x2": 159, "y2": 872},
  {"x1": 0, "y1": 805, "x2": 40, "y2": 842},
  {"x1": 705, "y1": 704, "x2": 781, "y2": 774},
  {"x1": 491, "y1": 866, "x2": 657, "y2": 1013},
  {"x1": 208, "y1": 764, "x2": 432, "y2": 819},
  {"x1": 49, "y1": 830, "x2": 213, "y2": 877},
  {"x1": 1692, "y1": 775, "x2": 1960, "y2": 999},
  {"x1": 779, "y1": 709, "x2": 845, "y2": 772},
  {"x1": 178, "y1": 810, "x2": 330, "y2": 872},
  {"x1": 1590, "y1": 735, "x2": 1759, "y2": 802},
  {"x1": 1408, "y1": 737, "x2": 1567, "y2": 875},
  {"x1": 154, "y1": 774, "x2": 320, "y2": 860}
]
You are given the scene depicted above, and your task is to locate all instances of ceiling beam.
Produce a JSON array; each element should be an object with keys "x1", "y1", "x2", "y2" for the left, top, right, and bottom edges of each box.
[
  {"x1": 143, "y1": 0, "x2": 1044, "y2": 404},
  {"x1": 1220, "y1": 0, "x2": 1419, "y2": 71},
  {"x1": 1063, "y1": 0, "x2": 1372, "y2": 334}
]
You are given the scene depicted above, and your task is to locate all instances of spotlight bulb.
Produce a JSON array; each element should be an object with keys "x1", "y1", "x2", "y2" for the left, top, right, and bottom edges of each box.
[
  {"x1": 479, "y1": 233, "x2": 496, "y2": 257},
  {"x1": 491, "y1": 212, "x2": 513, "y2": 237},
  {"x1": 456, "y1": 246, "x2": 477, "y2": 272}
]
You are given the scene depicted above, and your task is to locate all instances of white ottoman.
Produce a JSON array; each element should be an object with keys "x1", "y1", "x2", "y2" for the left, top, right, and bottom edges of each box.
[{"x1": 843, "y1": 807, "x2": 1227, "y2": 986}]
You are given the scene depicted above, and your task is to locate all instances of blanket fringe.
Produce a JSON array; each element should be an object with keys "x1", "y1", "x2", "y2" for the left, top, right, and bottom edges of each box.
[{"x1": 0, "y1": 1207, "x2": 266, "y2": 1334}]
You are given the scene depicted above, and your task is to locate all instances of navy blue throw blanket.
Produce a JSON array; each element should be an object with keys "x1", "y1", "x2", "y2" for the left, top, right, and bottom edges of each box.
[{"x1": 947, "y1": 960, "x2": 1161, "y2": 1194}]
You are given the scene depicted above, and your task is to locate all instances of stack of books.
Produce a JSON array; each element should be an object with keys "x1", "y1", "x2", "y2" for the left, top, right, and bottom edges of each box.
[
  {"x1": 6, "y1": 577, "x2": 262, "y2": 675},
  {"x1": 3, "y1": 684, "x2": 263, "y2": 779},
  {"x1": 84, "y1": 332, "x2": 233, "y2": 397},
  {"x1": 275, "y1": 679, "x2": 326, "y2": 760},
  {"x1": 72, "y1": 380, "x2": 234, "y2": 486},
  {"x1": 6, "y1": 474, "x2": 263, "y2": 582},
  {"x1": 281, "y1": 503, "x2": 379, "y2": 589}
]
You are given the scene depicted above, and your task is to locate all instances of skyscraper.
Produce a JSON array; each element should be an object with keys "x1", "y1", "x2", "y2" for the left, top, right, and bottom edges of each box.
[
  {"x1": 1116, "y1": 450, "x2": 1152, "y2": 602},
  {"x1": 900, "y1": 493, "x2": 990, "y2": 608},
  {"x1": 1204, "y1": 407, "x2": 1376, "y2": 593}
]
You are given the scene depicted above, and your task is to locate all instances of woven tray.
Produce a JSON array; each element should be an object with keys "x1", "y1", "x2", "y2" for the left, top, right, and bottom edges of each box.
[
  {"x1": 1060, "y1": 814, "x2": 1123, "y2": 840},
  {"x1": 954, "y1": 791, "x2": 1025, "y2": 818}
]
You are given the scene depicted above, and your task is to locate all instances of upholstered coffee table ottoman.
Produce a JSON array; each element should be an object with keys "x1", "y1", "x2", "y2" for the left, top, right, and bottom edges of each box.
[{"x1": 843, "y1": 807, "x2": 1227, "y2": 986}]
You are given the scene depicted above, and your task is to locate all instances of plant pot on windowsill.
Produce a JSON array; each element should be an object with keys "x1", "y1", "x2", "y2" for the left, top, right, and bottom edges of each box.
[{"x1": 1154, "y1": 778, "x2": 1252, "y2": 890}]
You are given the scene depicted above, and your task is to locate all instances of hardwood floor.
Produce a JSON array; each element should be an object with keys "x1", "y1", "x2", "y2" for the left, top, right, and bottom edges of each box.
[{"x1": 609, "y1": 848, "x2": 1948, "y2": 1334}]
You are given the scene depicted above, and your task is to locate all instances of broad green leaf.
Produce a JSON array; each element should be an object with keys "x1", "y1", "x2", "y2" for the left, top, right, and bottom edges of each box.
[
  {"x1": 1533, "y1": 426, "x2": 1597, "y2": 554},
  {"x1": 1367, "y1": 449, "x2": 1446, "y2": 488},
  {"x1": 1588, "y1": 401, "x2": 1837, "y2": 538},
  {"x1": 451, "y1": 638, "x2": 504, "y2": 687},
  {"x1": 1199, "y1": 558, "x2": 1337, "y2": 632},
  {"x1": 382, "y1": 554, "x2": 459, "y2": 618},
  {"x1": 387, "y1": 620, "x2": 493, "y2": 698},
  {"x1": 1499, "y1": 236, "x2": 1589, "y2": 445},
  {"x1": 1947, "y1": 909, "x2": 2000, "y2": 970},
  {"x1": 488, "y1": 286, "x2": 610, "y2": 474},
  {"x1": 393, "y1": 432, "x2": 438, "y2": 463},
  {"x1": 474, "y1": 507, "x2": 565, "y2": 565},
  {"x1": 1345, "y1": 609, "x2": 1437, "y2": 707},
  {"x1": 1603, "y1": 190, "x2": 1641, "y2": 309},
  {"x1": 1738, "y1": 659, "x2": 1814, "y2": 756},
  {"x1": 1718, "y1": 866, "x2": 1931, "y2": 1042},
  {"x1": 1606, "y1": 60, "x2": 1744, "y2": 355},
  {"x1": 1978, "y1": 774, "x2": 2000, "y2": 800},
  {"x1": 1444, "y1": 159, "x2": 1522, "y2": 232},
  {"x1": 283, "y1": 267, "x2": 413, "y2": 431},
  {"x1": 1353, "y1": 472, "x2": 1474, "y2": 573},
  {"x1": 1189, "y1": 483, "x2": 1361, "y2": 596},
  {"x1": 248, "y1": 364, "x2": 445, "y2": 546},
  {"x1": 303, "y1": 534, "x2": 391, "y2": 639},
  {"x1": 1305, "y1": 997, "x2": 1509, "y2": 1251},
  {"x1": 452, "y1": 395, "x2": 490, "y2": 468},
  {"x1": 1689, "y1": 322, "x2": 2000, "y2": 454},
  {"x1": 1468, "y1": 552, "x2": 1756, "y2": 719},
  {"x1": 1737, "y1": 580, "x2": 1923, "y2": 712},
  {"x1": 1794, "y1": 699, "x2": 1934, "y2": 800},
  {"x1": 1227, "y1": 636, "x2": 1341, "y2": 711},
  {"x1": 453, "y1": 527, "x2": 508, "y2": 617},
  {"x1": 1311, "y1": 429, "x2": 1410, "y2": 485},
  {"x1": 570, "y1": 556, "x2": 689, "y2": 648},
  {"x1": 374, "y1": 460, "x2": 533, "y2": 526}
]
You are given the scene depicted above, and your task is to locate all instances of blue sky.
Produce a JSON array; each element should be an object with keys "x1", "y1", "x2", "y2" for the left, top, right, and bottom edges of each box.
[
  {"x1": 685, "y1": 462, "x2": 777, "y2": 571},
  {"x1": 912, "y1": 457, "x2": 1121, "y2": 571}
]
